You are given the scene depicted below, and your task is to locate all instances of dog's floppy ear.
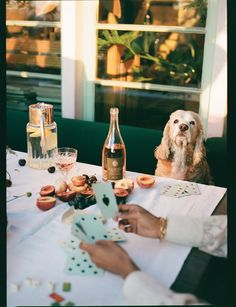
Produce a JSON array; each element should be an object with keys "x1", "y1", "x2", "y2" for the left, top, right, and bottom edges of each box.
[
  {"x1": 193, "y1": 125, "x2": 206, "y2": 165},
  {"x1": 154, "y1": 120, "x2": 171, "y2": 160}
]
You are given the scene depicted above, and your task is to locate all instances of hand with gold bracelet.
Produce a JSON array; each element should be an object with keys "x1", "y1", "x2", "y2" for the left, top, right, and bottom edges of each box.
[
  {"x1": 80, "y1": 204, "x2": 167, "y2": 279},
  {"x1": 80, "y1": 205, "x2": 226, "y2": 305},
  {"x1": 117, "y1": 204, "x2": 167, "y2": 240}
]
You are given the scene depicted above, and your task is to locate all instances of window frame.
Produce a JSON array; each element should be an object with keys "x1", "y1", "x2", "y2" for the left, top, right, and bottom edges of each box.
[
  {"x1": 6, "y1": 0, "x2": 227, "y2": 138},
  {"x1": 61, "y1": 0, "x2": 226, "y2": 138},
  {"x1": 6, "y1": 6, "x2": 62, "y2": 114}
]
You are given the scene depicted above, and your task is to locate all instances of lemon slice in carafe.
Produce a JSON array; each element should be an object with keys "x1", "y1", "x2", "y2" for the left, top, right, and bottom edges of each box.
[
  {"x1": 29, "y1": 127, "x2": 52, "y2": 138},
  {"x1": 45, "y1": 133, "x2": 57, "y2": 151},
  {"x1": 28, "y1": 127, "x2": 57, "y2": 151},
  {"x1": 27, "y1": 126, "x2": 38, "y2": 133}
]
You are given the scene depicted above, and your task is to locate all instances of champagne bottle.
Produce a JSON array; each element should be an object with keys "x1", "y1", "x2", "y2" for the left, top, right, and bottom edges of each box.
[{"x1": 102, "y1": 107, "x2": 126, "y2": 181}]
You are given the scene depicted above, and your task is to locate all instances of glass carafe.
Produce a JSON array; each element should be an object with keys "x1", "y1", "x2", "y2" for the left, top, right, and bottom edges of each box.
[{"x1": 27, "y1": 103, "x2": 57, "y2": 169}]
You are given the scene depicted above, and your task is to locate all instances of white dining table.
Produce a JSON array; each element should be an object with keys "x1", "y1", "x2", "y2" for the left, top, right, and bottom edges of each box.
[{"x1": 7, "y1": 151, "x2": 226, "y2": 307}]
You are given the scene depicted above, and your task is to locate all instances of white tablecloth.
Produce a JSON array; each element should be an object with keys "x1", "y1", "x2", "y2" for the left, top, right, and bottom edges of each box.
[{"x1": 7, "y1": 151, "x2": 226, "y2": 306}]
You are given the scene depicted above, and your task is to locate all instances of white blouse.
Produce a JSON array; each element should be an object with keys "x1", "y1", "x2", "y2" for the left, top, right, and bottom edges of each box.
[{"x1": 123, "y1": 214, "x2": 227, "y2": 305}]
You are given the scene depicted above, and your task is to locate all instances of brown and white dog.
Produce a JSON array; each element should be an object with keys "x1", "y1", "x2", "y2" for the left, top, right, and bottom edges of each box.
[{"x1": 154, "y1": 110, "x2": 213, "y2": 184}]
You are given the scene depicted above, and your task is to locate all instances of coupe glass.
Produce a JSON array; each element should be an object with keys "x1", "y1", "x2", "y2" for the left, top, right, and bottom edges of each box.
[{"x1": 54, "y1": 147, "x2": 77, "y2": 181}]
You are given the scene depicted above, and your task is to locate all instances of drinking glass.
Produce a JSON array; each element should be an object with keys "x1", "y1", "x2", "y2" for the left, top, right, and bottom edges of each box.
[{"x1": 54, "y1": 147, "x2": 77, "y2": 181}]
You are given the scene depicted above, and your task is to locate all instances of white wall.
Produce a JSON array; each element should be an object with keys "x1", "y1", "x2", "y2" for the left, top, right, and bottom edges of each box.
[
  {"x1": 61, "y1": 0, "x2": 96, "y2": 120},
  {"x1": 61, "y1": 0, "x2": 77, "y2": 119},
  {"x1": 206, "y1": 0, "x2": 227, "y2": 138}
]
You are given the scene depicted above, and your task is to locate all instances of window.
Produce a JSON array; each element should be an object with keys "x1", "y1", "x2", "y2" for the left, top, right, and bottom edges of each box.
[
  {"x1": 7, "y1": 1, "x2": 226, "y2": 138},
  {"x1": 63, "y1": 0, "x2": 226, "y2": 137},
  {"x1": 93, "y1": 0, "x2": 226, "y2": 134},
  {"x1": 6, "y1": 0, "x2": 61, "y2": 116}
]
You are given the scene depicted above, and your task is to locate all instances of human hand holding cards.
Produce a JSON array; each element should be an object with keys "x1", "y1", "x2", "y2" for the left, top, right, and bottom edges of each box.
[
  {"x1": 60, "y1": 235, "x2": 105, "y2": 276},
  {"x1": 71, "y1": 182, "x2": 125, "y2": 244},
  {"x1": 61, "y1": 183, "x2": 126, "y2": 276},
  {"x1": 71, "y1": 213, "x2": 110, "y2": 243}
]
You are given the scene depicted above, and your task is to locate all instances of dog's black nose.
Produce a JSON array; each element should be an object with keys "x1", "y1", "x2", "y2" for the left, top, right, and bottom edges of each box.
[{"x1": 179, "y1": 124, "x2": 189, "y2": 132}]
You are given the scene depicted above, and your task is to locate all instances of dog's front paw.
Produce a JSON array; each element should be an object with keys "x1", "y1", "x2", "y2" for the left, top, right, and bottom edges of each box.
[{"x1": 155, "y1": 144, "x2": 170, "y2": 160}]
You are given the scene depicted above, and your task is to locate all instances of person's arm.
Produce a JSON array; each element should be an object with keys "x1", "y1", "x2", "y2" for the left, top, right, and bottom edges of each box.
[
  {"x1": 118, "y1": 204, "x2": 227, "y2": 258},
  {"x1": 165, "y1": 214, "x2": 227, "y2": 257},
  {"x1": 123, "y1": 271, "x2": 206, "y2": 305},
  {"x1": 80, "y1": 240, "x2": 207, "y2": 305}
]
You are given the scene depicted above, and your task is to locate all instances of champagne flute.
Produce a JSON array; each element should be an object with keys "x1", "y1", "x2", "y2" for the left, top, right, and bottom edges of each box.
[{"x1": 54, "y1": 147, "x2": 77, "y2": 182}]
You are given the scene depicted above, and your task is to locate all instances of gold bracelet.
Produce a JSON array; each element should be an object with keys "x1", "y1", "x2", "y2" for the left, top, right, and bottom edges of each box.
[{"x1": 159, "y1": 217, "x2": 167, "y2": 240}]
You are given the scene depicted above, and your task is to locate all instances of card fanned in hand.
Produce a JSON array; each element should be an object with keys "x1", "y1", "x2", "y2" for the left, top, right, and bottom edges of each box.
[
  {"x1": 65, "y1": 249, "x2": 104, "y2": 276},
  {"x1": 60, "y1": 211, "x2": 126, "y2": 276},
  {"x1": 106, "y1": 226, "x2": 126, "y2": 242},
  {"x1": 71, "y1": 213, "x2": 111, "y2": 243},
  {"x1": 60, "y1": 236, "x2": 104, "y2": 276}
]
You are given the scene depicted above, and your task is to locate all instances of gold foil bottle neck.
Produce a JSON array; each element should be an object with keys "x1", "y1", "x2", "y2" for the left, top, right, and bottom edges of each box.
[
  {"x1": 110, "y1": 107, "x2": 119, "y2": 115},
  {"x1": 29, "y1": 103, "x2": 54, "y2": 125}
]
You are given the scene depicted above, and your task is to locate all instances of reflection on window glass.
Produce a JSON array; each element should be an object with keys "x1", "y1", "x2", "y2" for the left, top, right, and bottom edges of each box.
[
  {"x1": 97, "y1": 30, "x2": 204, "y2": 88},
  {"x1": 95, "y1": 85, "x2": 199, "y2": 129},
  {"x1": 7, "y1": 75, "x2": 61, "y2": 115},
  {"x1": 98, "y1": 0, "x2": 207, "y2": 27},
  {"x1": 6, "y1": 28, "x2": 61, "y2": 74},
  {"x1": 6, "y1": 1, "x2": 61, "y2": 114},
  {"x1": 6, "y1": 1, "x2": 60, "y2": 22},
  {"x1": 6, "y1": 1, "x2": 61, "y2": 73}
]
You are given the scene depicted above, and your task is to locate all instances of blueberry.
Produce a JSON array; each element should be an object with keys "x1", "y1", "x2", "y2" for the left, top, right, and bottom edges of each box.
[
  {"x1": 74, "y1": 195, "x2": 80, "y2": 202},
  {"x1": 68, "y1": 199, "x2": 77, "y2": 207},
  {"x1": 18, "y1": 159, "x2": 26, "y2": 166},
  {"x1": 116, "y1": 196, "x2": 127, "y2": 205},
  {"x1": 6, "y1": 179, "x2": 12, "y2": 187},
  {"x1": 79, "y1": 197, "x2": 86, "y2": 204},
  {"x1": 48, "y1": 166, "x2": 55, "y2": 173},
  {"x1": 78, "y1": 202, "x2": 88, "y2": 210},
  {"x1": 88, "y1": 196, "x2": 96, "y2": 206}
]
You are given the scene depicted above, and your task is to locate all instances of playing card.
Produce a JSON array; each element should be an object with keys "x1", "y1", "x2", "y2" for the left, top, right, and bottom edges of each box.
[
  {"x1": 59, "y1": 236, "x2": 81, "y2": 253},
  {"x1": 184, "y1": 182, "x2": 201, "y2": 195},
  {"x1": 92, "y1": 182, "x2": 119, "y2": 219},
  {"x1": 107, "y1": 226, "x2": 126, "y2": 242},
  {"x1": 160, "y1": 184, "x2": 182, "y2": 197},
  {"x1": 160, "y1": 184, "x2": 172, "y2": 195},
  {"x1": 71, "y1": 213, "x2": 111, "y2": 243},
  {"x1": 65, "y1": 249, "x2": 104, "y2": 276},
  {"x1": 174, "y1": 184, "x2": 192, "y2": 197},
  {"x1": 60, "y1": 236, "x2": 104, "y2": 276}
]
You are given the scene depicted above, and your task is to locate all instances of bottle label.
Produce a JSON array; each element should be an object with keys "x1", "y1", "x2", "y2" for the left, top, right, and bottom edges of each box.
[{"x1": 107, "y1": 157, "x2": 124, "y2": 180}]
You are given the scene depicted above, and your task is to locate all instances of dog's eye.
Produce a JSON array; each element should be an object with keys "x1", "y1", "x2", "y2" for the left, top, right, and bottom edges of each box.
[
  {"x1": 190, "y1": 121, "x2": 195, "y2": 125},
  {"x1": 174, "y1": 119, "x2": 179, "y2": 124}
]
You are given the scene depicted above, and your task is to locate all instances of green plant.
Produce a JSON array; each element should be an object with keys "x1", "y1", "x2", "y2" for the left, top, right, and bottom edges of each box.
[
  {"x1": 98, "y1": 30, "x2": 142, "y2": 56},
  {"x1": 98, "y1": 29, "x2": 202, "y2": 86}
]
